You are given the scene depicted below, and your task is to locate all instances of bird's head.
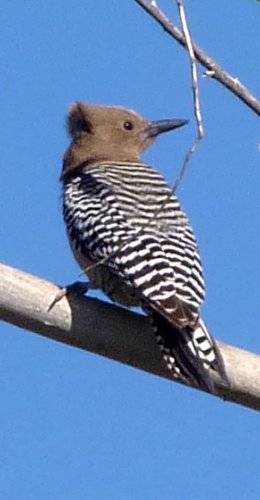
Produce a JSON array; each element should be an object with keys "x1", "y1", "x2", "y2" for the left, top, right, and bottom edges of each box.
[{"x1": 62, "y1": 102, "x2": 188, "y2": 178}]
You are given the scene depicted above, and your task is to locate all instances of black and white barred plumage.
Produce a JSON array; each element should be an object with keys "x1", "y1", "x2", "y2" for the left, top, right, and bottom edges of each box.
[
  {"x1": 61, "y1": 102, "x2": 228, "y2": 394},
  {"x1": 63, "y1": 159, "x2": 226, "y2": 393}
]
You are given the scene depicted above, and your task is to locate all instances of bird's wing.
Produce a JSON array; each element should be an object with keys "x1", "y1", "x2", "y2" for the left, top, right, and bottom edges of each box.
[
  {"x1": 98, "y1": 161, "x2": 205, "y2": 310},
  {"x1": 159, "y1": 223, "x2": 205, "y2": 308}
]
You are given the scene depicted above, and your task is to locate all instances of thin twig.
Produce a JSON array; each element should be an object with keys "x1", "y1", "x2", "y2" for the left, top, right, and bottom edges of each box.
[
  {"x1": 173, "y1": 0, "x2": 204, "y2": 193},
  {"x1": 78, "y1": 3, "x2": 203, "y2": 278},
  {"x1": 134, "y1": 0, "x2": 260, "y2": 116},
  {"x1": 75, "y1": 4, "x2": 203, "y2": 280},
  {"x1": 176, "y1": 0, "x2": 204, "y2": 138}
]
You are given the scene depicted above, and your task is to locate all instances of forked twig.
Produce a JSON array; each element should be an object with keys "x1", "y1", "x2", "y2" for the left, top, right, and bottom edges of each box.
[{"x1": 134, "y1": 0, "x2": 260, "y2": 116}]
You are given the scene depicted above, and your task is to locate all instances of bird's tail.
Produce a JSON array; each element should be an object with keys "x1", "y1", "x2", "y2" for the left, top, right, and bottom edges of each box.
[{"x1": 149, "y1": 310, "x2": 229, "y2": 394}]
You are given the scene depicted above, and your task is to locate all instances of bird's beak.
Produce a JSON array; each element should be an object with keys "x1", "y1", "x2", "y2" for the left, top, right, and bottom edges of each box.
[{"x1": 146, "y1": 118, "x2": 188, "y2": 138}]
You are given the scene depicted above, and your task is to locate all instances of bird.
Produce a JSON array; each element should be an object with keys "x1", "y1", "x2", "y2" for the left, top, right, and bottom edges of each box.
[{"x1": 60, "y1": 102, "x2": 228, "y2": 394}]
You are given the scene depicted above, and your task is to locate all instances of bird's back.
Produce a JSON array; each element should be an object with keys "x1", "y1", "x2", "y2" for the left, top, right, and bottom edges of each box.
[{"x1": 63, "y1": 160, "x2": 205, "y2": 320}]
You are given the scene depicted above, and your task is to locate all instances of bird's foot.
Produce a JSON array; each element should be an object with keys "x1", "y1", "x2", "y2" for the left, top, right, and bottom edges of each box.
[{"x1": 47, "y1": 281, "x2": 89, "y2": 311}]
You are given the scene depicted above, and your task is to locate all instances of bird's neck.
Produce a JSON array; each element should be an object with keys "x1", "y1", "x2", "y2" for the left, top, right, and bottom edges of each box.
[{"x1": 61, "y1": 142, "x2": 143, "y2": 182}]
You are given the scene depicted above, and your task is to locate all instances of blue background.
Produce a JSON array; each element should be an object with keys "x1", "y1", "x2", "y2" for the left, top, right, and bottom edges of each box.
[{"x1": 1, "y1": 1, "x2": 259, "y2": 498}]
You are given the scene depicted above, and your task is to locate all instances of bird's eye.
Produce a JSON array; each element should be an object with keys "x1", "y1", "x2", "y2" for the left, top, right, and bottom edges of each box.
[{"x1": 123, "y1": 121, "x2": 134, "y2": 131}]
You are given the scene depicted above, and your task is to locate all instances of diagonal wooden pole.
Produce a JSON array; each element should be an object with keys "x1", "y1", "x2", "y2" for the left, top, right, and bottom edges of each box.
[{"x1": 0, "y1": 263, "x2": 260, "y2": 412}]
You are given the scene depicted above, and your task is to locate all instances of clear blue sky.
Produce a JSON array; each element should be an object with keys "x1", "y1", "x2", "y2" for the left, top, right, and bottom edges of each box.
[{"x1": 1, "y1": 1, "x2": 259, "y2": 498}]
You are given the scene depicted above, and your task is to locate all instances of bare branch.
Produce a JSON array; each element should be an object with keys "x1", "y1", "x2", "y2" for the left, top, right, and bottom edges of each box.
[
  {"x1": 0, "y1": 263, "x2": 260, "y2": 412},
  {"x1": 134, "y1": 0, "x2": 260, "y2": 116}
]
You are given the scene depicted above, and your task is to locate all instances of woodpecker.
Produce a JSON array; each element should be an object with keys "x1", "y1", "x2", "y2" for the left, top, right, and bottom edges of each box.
[{"x1": 61, "y1": 102, "x2": 228, "y2": 394}]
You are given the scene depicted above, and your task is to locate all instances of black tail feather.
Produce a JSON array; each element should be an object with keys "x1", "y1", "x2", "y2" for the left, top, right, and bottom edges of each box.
[{"x1": 149, "y1": 310, "x2": 228, "y2": 394}]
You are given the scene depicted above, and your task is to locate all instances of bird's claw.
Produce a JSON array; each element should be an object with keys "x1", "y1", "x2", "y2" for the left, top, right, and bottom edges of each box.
[{"x1": 47, "y1": 281, "x2": 89, "y2": 311}]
